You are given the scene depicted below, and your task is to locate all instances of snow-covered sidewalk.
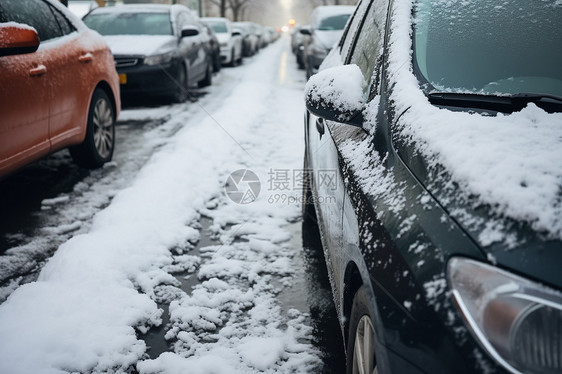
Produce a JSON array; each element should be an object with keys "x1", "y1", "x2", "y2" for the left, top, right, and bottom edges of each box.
[{"x1": 0, "y1": 37, "x2": 322, "y2": 373}]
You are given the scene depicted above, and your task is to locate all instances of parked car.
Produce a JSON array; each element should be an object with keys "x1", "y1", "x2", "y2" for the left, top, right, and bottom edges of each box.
[
  {"x1": 201, "y1": 17, "x2": 242, "y2": 67},
  {"x1": 233, "y1": 21, "x2": 259, "y2": 57},
  {"x1": 301, "y1": 5, "x2": 354, "y2": 78},
  {"x1": 83, "y1": 4, "x2": 214, "y2": 103},
  {"x1": 0, "y1": 0, "x2": 120, "y2": 179},
  {"x1": 303, "y1": 0, "x2": 562, "y2": 373}
]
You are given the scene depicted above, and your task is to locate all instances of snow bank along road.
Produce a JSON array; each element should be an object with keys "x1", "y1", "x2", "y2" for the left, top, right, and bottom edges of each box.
[{"x1": 0, "y1": 36, "x2": 343, "y2": 373}]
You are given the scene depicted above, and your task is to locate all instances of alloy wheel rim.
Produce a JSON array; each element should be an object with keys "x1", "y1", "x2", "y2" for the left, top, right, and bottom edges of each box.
[
  {"x1": 353, "y1": 315, "x2": 377, "y2": 374},
  {"x1": 93, "y1": 98, "x2": 113, "y2": 159}
]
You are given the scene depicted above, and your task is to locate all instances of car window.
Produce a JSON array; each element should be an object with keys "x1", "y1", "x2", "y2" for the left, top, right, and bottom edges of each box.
[
  {"x1": 0, "y1": 0, "x2": 63, "y2": 42},
  {"x1": 339, "y1": 0, "x2": 371, "y2": 60},
  {"x1": 413, "y1": 0, "x2": 562, "y2": 97},
  {"x1": 348, "y1": 0, "x2": 389, "y2": 94},
  {"x1": 84, "y1": 12, "x2": 172, "y2": 36},
  {"x1": 316, "y1": 14, "x2": 351, "y2": 31},
  {"x1": 51, "y1": 4, "x2": 76, "y2": 36},
  {"x1": 206, "y1": 21, "x2": 227, "y2": 34}
]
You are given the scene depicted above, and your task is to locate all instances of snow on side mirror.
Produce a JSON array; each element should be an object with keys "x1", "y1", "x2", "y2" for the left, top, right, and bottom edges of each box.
[
  {"x1": 0, "y1": 23, "x2": 40, "y2": 57},
  {"x1": 305, "y1": 64, "x2": 366, "y2": 127}
]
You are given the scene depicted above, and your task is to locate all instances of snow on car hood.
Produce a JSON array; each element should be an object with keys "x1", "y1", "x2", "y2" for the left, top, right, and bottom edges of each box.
[
  {"x1": 387, "y1": 0, "x2": 562, "y2": 245},
  {"x1": 313, "y1": 30, "x2": 342, "y2": 50},
  {"x1": 103, "y1": 35, "x2": 176, "y2": 56}
]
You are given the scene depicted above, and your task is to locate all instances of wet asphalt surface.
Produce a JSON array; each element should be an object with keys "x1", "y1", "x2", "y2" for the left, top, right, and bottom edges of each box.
[{"x1": 0, "y1": 101, "x2": 346, "y2": 373}]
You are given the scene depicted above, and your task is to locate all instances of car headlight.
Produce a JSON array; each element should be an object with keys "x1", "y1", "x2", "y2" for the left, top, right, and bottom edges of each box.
[
  {"x1": 449, "y1": 257, "x2": 562, "y2": 374},
  {"x1": 144, "y1": 51, "x2": 173, "y2": 66}
]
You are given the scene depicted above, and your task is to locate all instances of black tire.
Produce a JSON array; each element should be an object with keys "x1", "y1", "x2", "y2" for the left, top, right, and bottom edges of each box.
[
  {"x1": 297, "y1": 52, "x2": 305, "y2": 70},
  {"x1": 70, "y1": 89, "x2": 115, "y2": 169},
  {"x1": 172, "y1": 64, "x2": 188, "y2": 103},
  {"x1": 213, "y1": 53, "x2": 221, "y2": 72},
  {"x1": 229, "y1": 49, "x2": 236, "y2": 67},
  {"x1": 347, "y1": 286, "x2": 378, "y2": 374},
  {"x1": 306, "y1": 56, "x2": 314, "y2": 79},
  {"x1": 198, "y1": 61, "x2": 213, "y2": 88}
]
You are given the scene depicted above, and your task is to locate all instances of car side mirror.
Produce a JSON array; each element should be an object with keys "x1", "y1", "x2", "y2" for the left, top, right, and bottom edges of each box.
[
  {"x1": 304, "y1": 64, "x2": 366, "y2": 128},
  {"x1": 299, "y1": 26, "x2": 312, "y2": 36},
  {"x1": 181, "y1": 27, "x2": 199, "y2": 38},
  {"x1": 0, "y1": 24, "x2": 40, "y2": 57},
  {"x1": 232, "y1": 30, "x2": 241, "y2": 37}
]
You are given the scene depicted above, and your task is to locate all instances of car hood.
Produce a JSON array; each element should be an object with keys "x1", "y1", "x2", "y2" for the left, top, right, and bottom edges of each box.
[
  {"x1": 103, "y1": 35, "x2": 176, "y2": 56},
  {"x1": 313, "y1": 30, "x2": 343, "y2": 50},
  {"x1": 393, "y1": 103, "x2": 562, "y2": 289}
]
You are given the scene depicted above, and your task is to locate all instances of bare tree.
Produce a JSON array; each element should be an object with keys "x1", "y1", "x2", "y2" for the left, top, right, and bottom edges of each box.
[
  {"x1": 228, "y1": 0, "x2": 254, "y2": 21},
  {"x1": 207, "y1": 0, "x2": 228, "y2": 17}
]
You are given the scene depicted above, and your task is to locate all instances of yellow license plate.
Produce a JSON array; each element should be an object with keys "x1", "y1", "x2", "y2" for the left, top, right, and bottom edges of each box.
[{"x1": 119, "y1": 73, "x2": 127, "y2": 84}]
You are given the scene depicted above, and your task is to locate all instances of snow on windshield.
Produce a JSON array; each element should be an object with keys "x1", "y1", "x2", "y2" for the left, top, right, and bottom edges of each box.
[{"x1": 388, "y1": 0, "x2": 562, "y2": 244}]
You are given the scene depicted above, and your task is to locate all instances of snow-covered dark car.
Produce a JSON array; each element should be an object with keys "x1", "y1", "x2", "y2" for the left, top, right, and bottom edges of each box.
[
  {"x1": 0, "y1": 0, "x2": 120, "y2": 179},
  {"x1": 303, "y1": 0, "x2": 562, "y2": 373},
  {"x1": 83, "y1": 4, "x2": 214, "y2": 103},
  {"x1": 300, "y1": 5, "x2": 354, "y2": 79}
]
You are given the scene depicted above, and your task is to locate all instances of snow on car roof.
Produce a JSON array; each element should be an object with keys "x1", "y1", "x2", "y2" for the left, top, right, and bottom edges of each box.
[{"x1": 387, "y1": 0, "x2": 562, "y2": 243}]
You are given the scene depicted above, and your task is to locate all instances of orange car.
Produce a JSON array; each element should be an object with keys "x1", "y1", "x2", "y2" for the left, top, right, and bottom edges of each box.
[{"x1": 0, "y1": 0, "x2": 120, "y2": 179}]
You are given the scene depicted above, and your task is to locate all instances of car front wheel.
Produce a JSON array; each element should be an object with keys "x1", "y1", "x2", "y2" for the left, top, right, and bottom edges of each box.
[
  {"x1": 347, "y1": 286, "x2": 378, "y2": 374},
  {"x1": 69, "y1": 88, "x2": 115, "y2": 169}
]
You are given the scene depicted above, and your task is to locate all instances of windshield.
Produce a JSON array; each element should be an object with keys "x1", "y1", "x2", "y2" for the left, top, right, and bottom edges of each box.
[
  {"x1": 413, "y1": 0, "x2": 562, "y2": 97},
  {"x1": 84, "y1": 12, "x2": 172, "y2": 36},
  {"x1": 316, "y1": 14, "x2": 351, "y2": 31},
  {"x1": 205, "y1": 21, "x2": 228, "y2": 34}
]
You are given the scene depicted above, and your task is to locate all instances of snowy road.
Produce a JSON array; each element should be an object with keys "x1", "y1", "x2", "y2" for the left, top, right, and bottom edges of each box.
[{"x1": 0, "y1": 36, "x2": 344, "y2": 373}]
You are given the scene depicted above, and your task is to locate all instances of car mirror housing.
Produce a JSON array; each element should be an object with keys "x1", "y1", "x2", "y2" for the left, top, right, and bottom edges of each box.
[
  {"x1": 232, "y1": 30, "x2": 241, "y2": 37},
  {"x1": 304, "y1": 64, "x2": 366, "y2": 127},
  {"x1": 0, "y1": 24, "x2": 40, "y2": 57},
  {"x1": 299, "y1": 27, "x2": 312, "y2": 36},
  {"x1": 181, "y1": 27, "x2": 199, "y2": 38}
]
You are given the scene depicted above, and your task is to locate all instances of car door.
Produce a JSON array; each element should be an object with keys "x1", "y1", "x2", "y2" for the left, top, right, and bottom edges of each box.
[
  {"x1": 44, "y1": 2, "x2": 93, "y2": 149},
  {"x1": 306, "y1": 0, "x2": 372, "y2": 291},
  {"x1": 176, "y1": 11, "x2": 202, "y2": 82},
  {"x1": 0, "y1": 0, "x2": 59, "y2": 175}
]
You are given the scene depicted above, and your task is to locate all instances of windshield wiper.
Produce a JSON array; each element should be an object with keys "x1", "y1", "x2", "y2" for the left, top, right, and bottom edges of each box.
[{"x1": 428, "y1": 92, "x2": 562, "y2": 113}]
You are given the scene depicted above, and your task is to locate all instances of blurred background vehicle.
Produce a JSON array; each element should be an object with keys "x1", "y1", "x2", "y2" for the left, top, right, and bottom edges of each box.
[
  {"x1": 300, "y1": 5, "x2": 354, "y2": 78},
  {"x1": 201, "y1": 17, "x2": 243, "y2": 67},
  {"x1": 233, "y1": 21, "x2": 259, "y2": 57},
  {"x1": 67, "y1": 0, "x2": 98, "y2": 18},
  {"x1": 0, "y1": 0, "x2": 121, "y2": 179},
  {"x1": 83, "y1": 4, "x2": 214, "y2": 103}
]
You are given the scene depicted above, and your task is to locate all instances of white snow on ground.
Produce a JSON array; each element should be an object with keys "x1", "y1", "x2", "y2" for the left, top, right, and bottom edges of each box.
[{"x1": 0, "y1": 37, "x2": 321, "y2": 373}]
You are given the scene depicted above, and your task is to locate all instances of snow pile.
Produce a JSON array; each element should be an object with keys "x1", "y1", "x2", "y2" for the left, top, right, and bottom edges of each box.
[
  {"x1": 387, "y1": 0, "x2": 562, "y2": 242},
  {"x1": 0, "y1": 38, "x2": 322, "y2": 373}
]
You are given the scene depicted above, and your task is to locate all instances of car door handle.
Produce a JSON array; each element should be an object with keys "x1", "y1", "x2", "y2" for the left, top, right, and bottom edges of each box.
[
  {"x1": 78, "y1": 53, "x2": 93, "y2": 63},
  {"x1": 29, "y1": 65, "x2": 47, "y2": 77},
  {"x1": 316, "y1": 118, "x2": 325, "y2": 137}
]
